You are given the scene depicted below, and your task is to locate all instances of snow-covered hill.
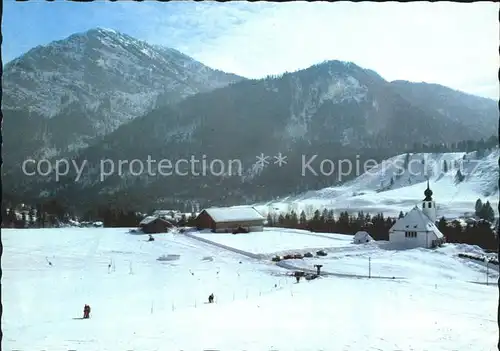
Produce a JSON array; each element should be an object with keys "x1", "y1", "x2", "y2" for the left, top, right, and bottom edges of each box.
[
  {"x1": 256, "y1": 148, "x2": 499, "y2": 219},
  {"x1": 3, "y1": 227, "x2": 497, "y2": 350}
]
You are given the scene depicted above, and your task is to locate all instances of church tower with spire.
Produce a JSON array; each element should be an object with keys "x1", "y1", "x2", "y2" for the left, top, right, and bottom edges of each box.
[{"x1": 422, "y1": 180, "x2": 436, "y2": 222}]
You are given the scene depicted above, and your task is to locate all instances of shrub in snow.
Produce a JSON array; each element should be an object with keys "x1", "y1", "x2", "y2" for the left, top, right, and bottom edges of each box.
[
  {"x1": 458, "y1": 252, "x2": 498, "y2": 265},
  {"x1": 157, "y1": 254, "x2": 180, "y2": 261}
]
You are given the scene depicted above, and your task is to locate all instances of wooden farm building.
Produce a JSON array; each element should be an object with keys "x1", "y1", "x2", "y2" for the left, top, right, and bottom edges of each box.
[
  {"x1": 195, "y1": 206, "x2": 265, "y2": 233},
  {"x1": 139, "y1": 216, "x2": 173, "y2": 234}
]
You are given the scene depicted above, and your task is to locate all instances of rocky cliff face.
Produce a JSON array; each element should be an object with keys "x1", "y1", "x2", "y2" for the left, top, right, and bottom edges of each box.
[{"x1": 3, "y1": 27, "x2": 242, "y2": 160}]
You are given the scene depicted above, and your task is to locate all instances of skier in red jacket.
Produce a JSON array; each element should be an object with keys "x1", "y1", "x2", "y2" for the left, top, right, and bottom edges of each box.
[{"x1": 83, "y1": 304, "x2": 91, "y2": 319}]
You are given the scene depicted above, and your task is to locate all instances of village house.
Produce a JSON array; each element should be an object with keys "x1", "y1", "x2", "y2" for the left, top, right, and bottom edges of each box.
[
  {"x1": 139, "y1": 216, "x2": 174, "y2": 234},
  {"x1": 353, "y1": 231, "x2": 373, "y2": 244},
  {"x1": 151, "y1": 209, "x2": 184, "y2": 222},
  {"x1": 389, "y1": 181, "x2": 445, "y2": 249},
  {"x1": 195, "y1": 206, "x2": 265, "y2": 233}
]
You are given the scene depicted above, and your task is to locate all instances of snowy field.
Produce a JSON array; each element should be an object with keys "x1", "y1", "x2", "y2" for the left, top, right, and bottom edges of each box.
[
  {"x1": 192, "y1": 228, "x2": 353, "y2": 255},
  {"x1": 289, "y1": 240, "x2": 498, "y2": 283},
  {"x1": 3, "y1": 227, "x2": 498, "y2": 350}
]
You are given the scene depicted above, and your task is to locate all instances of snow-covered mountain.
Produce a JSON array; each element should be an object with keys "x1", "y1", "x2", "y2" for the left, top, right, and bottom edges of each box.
[
  {"x1": 3, "y1": 27, "x2": 242, "y2": 161},
  {"x1": 4, "y1": 30, "x2": 498, "y2": 212},
  {"x1": 257, "y1": 148, "x2": 499, "y2": 219}
]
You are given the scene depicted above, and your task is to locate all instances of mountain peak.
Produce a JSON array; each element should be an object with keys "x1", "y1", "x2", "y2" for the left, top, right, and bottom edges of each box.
[
  {"x1": 3, "y1": 28, "x2": 244, "y2": 161},
  {"x1": 83, "y1": 27, "x2": 135, "y2": 42},
  {"x1": 93, "y1": 27, "x2": 118, "y2": 35}
]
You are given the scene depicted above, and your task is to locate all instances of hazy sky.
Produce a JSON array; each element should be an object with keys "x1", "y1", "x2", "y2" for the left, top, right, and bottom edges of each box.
[{"x1": 4, "y1": 1, "x2": 498, "y2": 99}]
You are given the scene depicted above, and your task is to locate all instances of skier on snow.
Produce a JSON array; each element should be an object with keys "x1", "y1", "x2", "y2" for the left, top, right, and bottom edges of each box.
[{"x1": 83, "y1": 304, "x2": 91, "y2": 319}]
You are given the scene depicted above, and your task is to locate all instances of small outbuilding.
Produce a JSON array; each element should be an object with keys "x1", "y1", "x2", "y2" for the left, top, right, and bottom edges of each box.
[
  {"x1": 139, "y1": 216, "x2": 173, "y2": 234},
  {"x1": 195, "y1": 206, "x2": 265, "y2": 233},
  {"x1": 353, "y1": 231, "x2": 373, "y2": 244}
]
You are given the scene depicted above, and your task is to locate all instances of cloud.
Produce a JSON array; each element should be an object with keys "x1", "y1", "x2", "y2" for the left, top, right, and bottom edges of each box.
[
  {"x1": 127, "y1": 2, "x2": 497, "y2": 98},
  {"x1": 4, "y1": 2, "x2": 498, "y2": 99}
]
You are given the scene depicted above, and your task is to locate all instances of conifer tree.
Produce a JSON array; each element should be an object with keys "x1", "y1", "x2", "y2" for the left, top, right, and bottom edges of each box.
[
  {"x1": 474, "y1": 199, "x2": 483, "y2": 218},
  {"x1": 299, "y1": 211, "x2": 307, "y2": 226},
  {"x1": 455, "y1": 169, "x2": 465, "y2": 183}
]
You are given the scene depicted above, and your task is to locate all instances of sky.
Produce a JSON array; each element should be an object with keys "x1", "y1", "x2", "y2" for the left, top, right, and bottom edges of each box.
[{"x1": 3, "y1": 1, "x2": 499, "y2": 99}]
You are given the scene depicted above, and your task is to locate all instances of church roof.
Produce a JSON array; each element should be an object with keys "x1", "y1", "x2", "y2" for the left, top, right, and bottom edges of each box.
[{"x1": 389, "y1": 206, "x2": 444, "y2": 239}]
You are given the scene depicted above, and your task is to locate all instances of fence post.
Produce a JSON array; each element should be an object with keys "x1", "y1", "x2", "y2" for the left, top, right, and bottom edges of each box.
[
  {"x1": 486, "y1": 261, "x2": 489, "y2": 285},
  {"x1": 368, "y1": 257, "x2": 371, "y2": 279}
]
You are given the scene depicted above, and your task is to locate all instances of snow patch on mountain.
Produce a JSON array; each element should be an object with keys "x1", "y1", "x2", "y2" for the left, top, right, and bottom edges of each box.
[
  {"x1": 3, "y1": 27, "x2": 242, "y2": 162},
  {"x1": 257, "y1": 148, "x2": 499, "y2": 219}
]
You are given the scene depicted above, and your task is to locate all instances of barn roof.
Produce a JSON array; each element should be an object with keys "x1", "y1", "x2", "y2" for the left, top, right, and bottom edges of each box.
[
  {"x1": 389, "y1": 206, "x2": 444, "y2": 239},
  {"x1": 139, "y1": 216, "x2": 172, "y2": 226},
  {"x1": 201, "y1": 206, "x2": 265, "y2": 223},
  {"x1": 139, "y1": 216, "x2": 158, "y2": 225}
]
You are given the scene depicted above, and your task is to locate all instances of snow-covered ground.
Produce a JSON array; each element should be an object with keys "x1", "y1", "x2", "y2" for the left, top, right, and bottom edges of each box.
[
  {"x1": 256, "y1": 149, "x2": 499, "y2": 219},
  {"x1": 192, "y1": 228, "x2": 352, "y2": 255},
  {"x1": 3, "y1": 228, "x2": 498, "y2": 350}
]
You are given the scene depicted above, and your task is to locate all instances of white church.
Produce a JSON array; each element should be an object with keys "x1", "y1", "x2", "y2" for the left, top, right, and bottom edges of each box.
[{"x1": 389, "y1": 181, "x2": 445, "y2": 249}]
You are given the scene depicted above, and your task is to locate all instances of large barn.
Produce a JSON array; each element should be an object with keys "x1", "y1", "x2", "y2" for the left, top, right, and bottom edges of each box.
[{"x1": 195, "y1": 206, "x2": 265, "y2": 233}]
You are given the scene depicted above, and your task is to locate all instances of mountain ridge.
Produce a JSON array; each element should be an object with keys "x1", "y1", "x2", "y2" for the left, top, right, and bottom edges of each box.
[
  {"x1": 3, "y1": 28, "x2": 498, "y2": 211},
  {"x1": 3, "y1": 27, "x2": 244, "y2": 160}
]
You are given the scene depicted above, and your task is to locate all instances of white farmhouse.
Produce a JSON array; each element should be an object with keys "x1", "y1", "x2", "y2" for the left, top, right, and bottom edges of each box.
[{"x1": 389, "y1": 181, "x2": 445, "y2": 249}]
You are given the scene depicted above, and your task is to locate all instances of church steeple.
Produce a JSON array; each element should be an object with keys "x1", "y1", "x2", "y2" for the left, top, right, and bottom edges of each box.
[
  {"x1": 422, "y1": 179, "x2": 436, "y2": 222},
  {"x1": 423, "y1": 180, "x2": 433, "y2": 201}
]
